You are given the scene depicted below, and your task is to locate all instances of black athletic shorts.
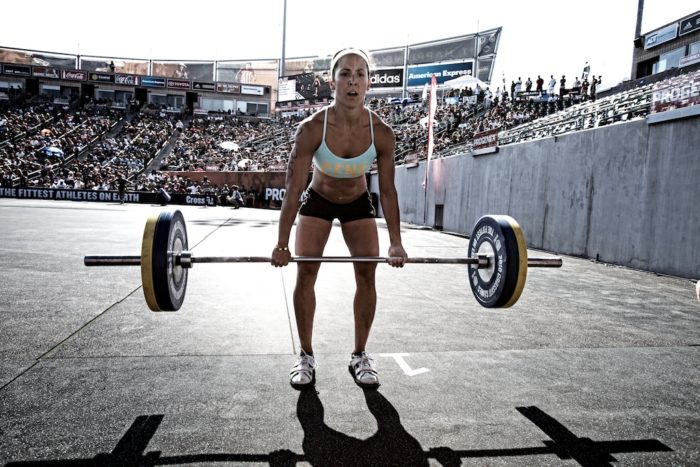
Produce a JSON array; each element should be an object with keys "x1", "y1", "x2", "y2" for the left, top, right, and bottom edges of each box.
[{"x1": 298, "y1": 187, "x2": 376, "y2": 223}]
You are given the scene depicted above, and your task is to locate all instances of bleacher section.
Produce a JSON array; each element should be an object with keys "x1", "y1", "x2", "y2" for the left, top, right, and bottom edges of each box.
[{"x1": 2, "y1": 69, "x2": 698, "y2": 198}]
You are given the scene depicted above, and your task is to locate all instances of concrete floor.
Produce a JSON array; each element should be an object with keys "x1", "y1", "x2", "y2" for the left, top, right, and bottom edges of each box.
[{"x1": 0, "y1": 199, "x2": 698, "y2": 466}]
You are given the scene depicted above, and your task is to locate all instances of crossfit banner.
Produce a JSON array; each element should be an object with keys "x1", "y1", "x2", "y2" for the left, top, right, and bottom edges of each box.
[{"x1": 0, "y1": 187, "x2": 215, "y2": 206}]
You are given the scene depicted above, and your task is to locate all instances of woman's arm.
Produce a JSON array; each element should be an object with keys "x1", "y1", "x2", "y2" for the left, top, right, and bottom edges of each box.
[
  {"x1": 271, "y1": 120, "x2": 317, "y2": 266},
  {"x1": 375, "y1": 119, "x2": 407, "y2": 267}
]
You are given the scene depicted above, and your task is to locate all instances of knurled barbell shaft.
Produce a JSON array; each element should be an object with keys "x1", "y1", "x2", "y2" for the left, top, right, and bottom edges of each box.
[{"x1": 84, "y1": 254, "x2": 563, "y2": 268}]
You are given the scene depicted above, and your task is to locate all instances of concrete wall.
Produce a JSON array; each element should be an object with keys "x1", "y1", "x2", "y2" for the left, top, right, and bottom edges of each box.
[{"x1": 370, "y1": 116, "x2": 700, "y2": 279}]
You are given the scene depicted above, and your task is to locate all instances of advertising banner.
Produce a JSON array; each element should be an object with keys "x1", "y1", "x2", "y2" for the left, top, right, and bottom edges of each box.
[
  {"x1": 0, "y1": 187, "x2": 215, "y2": 206},
  {"x1": 473, "y1": 128, "x2": 499, "y2": 151},
  {"x1": 115, "y1": 74, "x2": 140, "y2": 86},
  {"x1": 3, "y1": 64, "x2": 32, "y2": 76},
  {"x1": 478, "y1": 28, "x2": 501, "y2": 56},
  {"x1": 152, "y1": 61, "x2": 214, "y2": 82},
  {"x1": 33, "y1": 67, "x2": 60, "y2": 79},
  {"x1": 216, "y1": 83, "x2": 240, "y2": 94},
  {"x1": 216, "y1": 60, "x2": 278, "y2": 88},
  {"x1": 644, "y1": 23, "x2": 678, "y2": 49},
  {"x1": 0, "y1": 47, "x2": 76, "y2": 68},
  {"x1": 406, "y1": 61, "x2": 474, "y2": 87},
  {"x1": 679, "y1": 13, "x2": 700, "y2": 36},
  {"x1": 679, "y1": 52, "x2": 700, "y2": 68},
  {"x1": 651, "y1": 70, "x2": 700, "y2": 113},
  {"x1": 167, "y1": 79, "x2": 191, "y2": 90},
  {"x1": 81, "y1": 58, "x2": 148, "y2": 75},
  {"x1": 141, "y1": 76, "x2": 166, "y2": 88},
  {"x1": 278, "y1": 72, "x2": 331, "y2": 103},
  {"x1": 89, "y1": 72, "x2": 115, "y2": 83},
  {"x1": 241, "y1": 84, "x2": 264, "y2": 96},
  {"x1": 284, "y1": 56, "x2": 331, "y2": 76},
  {"x1": 192, "y1": 81, "x2": 216, "y2": 91},
  {"x1": 278, "y1": 77, "x2": 296, "y2": 102},
  {"x1": 370, "y1": 48, "x2": 405, "y2": 67},
  {"x1": 61, "y1": 70, "x2": 87, "y2": 81},
  {"x1": 370, "y1": 68, "x2": 403, "y2": 88},
  {"x1": 408, "y1": 36, "x2": 476, "y2": 65}
]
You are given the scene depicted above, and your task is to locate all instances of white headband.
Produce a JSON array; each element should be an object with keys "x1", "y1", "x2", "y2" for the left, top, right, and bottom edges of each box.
[{"x1": 330, "y1": 48, "x2": 371, "y2": 76}]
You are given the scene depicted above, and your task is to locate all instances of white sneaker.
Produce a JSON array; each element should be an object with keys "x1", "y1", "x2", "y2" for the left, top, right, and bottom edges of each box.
[
  {"x1": 348, "y1": 352, "x2": 380, "y2": 389},
  {"x1": 290, "y1": 350, "x2": 316, "y2": 389}
]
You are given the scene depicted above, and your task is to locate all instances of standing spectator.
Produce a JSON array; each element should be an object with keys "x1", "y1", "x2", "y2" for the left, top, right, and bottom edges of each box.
[
  {"x1": 525, "y1": 77, "x2": 533, "y2": 92},
  {"x1": 559, "y1": 75, "x2": 567, "y2": 97},
  {"x1": 590, "y1": 76, "x2": 601, "y2": 101},
  {"x1": 582, "y1": 61, "x2": 590, "y2": 80},
  {"x1": 536, "y1": 75, "x2": 544, "y2": 95},
  {"x1": 581, "y1": 77, "x2": 590, "y2": 98},
  {"x1": 510, "y1": 80, "x2": 516, "y2": 99},
  {"x1": 117, "y1": 173, "x2": 127, "y2": 204},
  {"x1": 515, "y1": 77, "x2": 523, "y2": 97},
  {"x1": 548, "y1": 75, "x2": 557, "y2": 96},
  {"x1": 220, "y1": 184, "x2": 230, "y2": 206}
]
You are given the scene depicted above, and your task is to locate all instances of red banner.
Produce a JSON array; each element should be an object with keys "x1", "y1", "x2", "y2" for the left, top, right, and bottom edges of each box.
[
  {"x1": 473, "y1": 128, "x2": 499, "y2": 150},
  {"x1": 651, "y1": 70, "x2": 700, "y2": 113}
]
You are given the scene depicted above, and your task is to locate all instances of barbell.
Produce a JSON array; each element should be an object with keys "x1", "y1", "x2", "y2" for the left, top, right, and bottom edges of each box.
[{"x1": 84, "y1": 210, "x2": 562, "y2": 311}]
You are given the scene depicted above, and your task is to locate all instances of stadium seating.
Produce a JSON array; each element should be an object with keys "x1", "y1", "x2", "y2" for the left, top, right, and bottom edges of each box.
[{"x1": 0, "y1": 70, "x2": 692, "y2": 196}]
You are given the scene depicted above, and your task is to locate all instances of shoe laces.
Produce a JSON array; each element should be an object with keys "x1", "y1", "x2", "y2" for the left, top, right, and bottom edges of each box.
[
  {"x1": 295, "y1": 350, "x2": 316, "y2": 370},
  {"x1": 354, "y1": 352, "x2": 375, "y2": 371}
]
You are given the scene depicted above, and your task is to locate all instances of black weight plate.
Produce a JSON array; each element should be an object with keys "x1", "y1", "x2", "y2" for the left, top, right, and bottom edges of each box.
[
  {"x1": 150, "y1": 210, "x2": 188, "y2": 311},
  {"x1": 467, "y1": 215, "x2": 527, "y2": 308}
]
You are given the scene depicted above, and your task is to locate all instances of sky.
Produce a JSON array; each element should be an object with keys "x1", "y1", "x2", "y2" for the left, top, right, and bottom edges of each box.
[{"x1": 2, "y1": 0, "x2": 697, "y2": 90}]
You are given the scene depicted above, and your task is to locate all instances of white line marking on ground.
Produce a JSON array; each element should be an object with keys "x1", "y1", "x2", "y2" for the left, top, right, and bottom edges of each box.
[{"x1": 378, "y1": 353, "x2": 430, "y2": 376}]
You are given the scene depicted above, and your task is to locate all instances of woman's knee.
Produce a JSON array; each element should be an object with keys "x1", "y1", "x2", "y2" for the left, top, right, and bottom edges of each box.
[
  {"x1": 354, "y1": 264, "x2": 376, "y2": 286},
  {"x1": 296, "y1": 264, "x2": 321, "y2": 286}
]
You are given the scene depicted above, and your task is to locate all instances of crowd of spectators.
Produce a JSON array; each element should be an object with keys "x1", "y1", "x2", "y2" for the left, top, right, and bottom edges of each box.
[
  {"x1": 0, "y1": 67, "x2": 664, "y2": 196},
  {"x1": 1, "y1": 104, "x2": 125, "y2": 189},
  {"x1": 159, "y1": 116, "x2": 290, "y2": 172}
]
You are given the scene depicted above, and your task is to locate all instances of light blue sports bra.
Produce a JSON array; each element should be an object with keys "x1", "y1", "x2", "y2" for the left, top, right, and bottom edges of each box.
[{"x1": 312, "y1": 107, "x2": 377, "y2": 179}]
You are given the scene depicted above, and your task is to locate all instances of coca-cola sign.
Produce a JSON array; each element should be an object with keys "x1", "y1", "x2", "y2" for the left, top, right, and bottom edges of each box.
[
  {"x1": 115, "y1": 74, "x2": 139, "y2": 86},
  {"x1": 61, "y1": 70, "x2": 87, "y2": 81}
]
